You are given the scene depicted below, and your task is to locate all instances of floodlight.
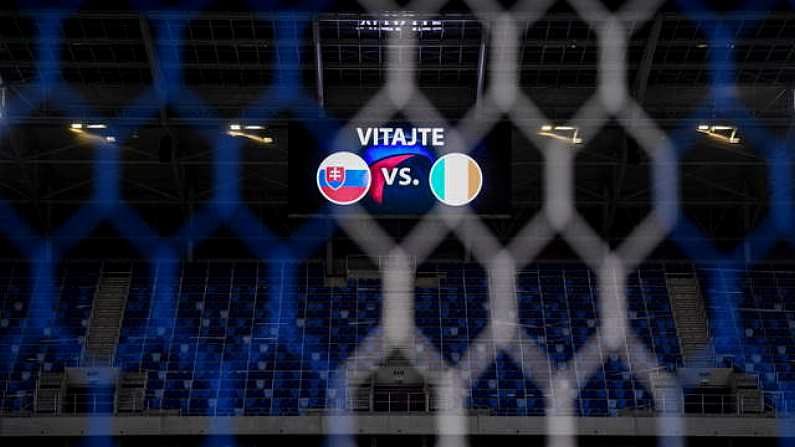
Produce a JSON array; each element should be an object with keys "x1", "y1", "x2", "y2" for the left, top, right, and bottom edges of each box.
[
  {"x1": 538, "y1": 125, "x2": 582, "y2": 144},
  {"x1": 228, "y1": 131, "x2": 274, "y2": 144},
  {"x1": 227, "y1": 123, "x2": 273, "y2": 144},
  {"x1": 696, "y1": 124, "x2": 741, "y2": 144}
]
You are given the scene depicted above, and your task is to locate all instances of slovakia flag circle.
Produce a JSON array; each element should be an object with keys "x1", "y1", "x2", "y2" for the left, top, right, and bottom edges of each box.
[{"x1": 316, "y1": 152, "x2": 371, "y2": 205}]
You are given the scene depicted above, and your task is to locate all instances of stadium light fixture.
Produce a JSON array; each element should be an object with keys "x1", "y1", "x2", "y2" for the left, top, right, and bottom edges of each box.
[
  {"x1": 538, "y1": 125, "x2": 582, "y2": 144},
  {"x1": 697, "y1": 124, "x2": 741, "y2": 144},
  {"x1": 69, "y1": 122, "x2": 116, "y2": 144},
  {"x1": 70, "y1": 122, "x2": 107, "y2": 131},
  {"x1": 228, "y1": 123, "x2": 265, "y2": 131},
  {"x1": 228, "y1": 131, "x2": 274, "y2": 144},
  {"x1": 227, "y1": 123, "x2": 273, "y2": 144}
]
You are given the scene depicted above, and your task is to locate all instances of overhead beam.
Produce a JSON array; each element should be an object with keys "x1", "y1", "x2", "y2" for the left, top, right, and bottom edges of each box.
[
  {"x1": 606, "y1": 14, "x2": 662, "y2": 236},
  {"x1": 475, "y1": 23, "x2": 487, "y2": 107},
  {"x1": 634, "y1": 15, "x2": 663, "y2": 105},
  {"x1": 313, "y1": 18, "x2": 325, "y2": 107},
  {"x1": 138, "y1": 15, "x2": 167, "y2": 125},
  {"x1": 7, "y1": 36, "x2": 795, "y2": 48},
  {"x1": 6, "y1": 9, "x2": 795, "y2": 20},
  {"x1": 4, "y1": 60, "x2": 794, "y2": 72},
  {"x1": 7, "y1": 115, "x2": 795, "y2": 127},
  {"x1": 139, "y1": 15, "x2": 190, "y2": 220}
]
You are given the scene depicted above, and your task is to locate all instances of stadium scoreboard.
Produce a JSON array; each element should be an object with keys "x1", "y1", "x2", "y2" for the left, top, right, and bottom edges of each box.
[{"x1": 289, "y1": 123, "x2": 511, "y2": 216}]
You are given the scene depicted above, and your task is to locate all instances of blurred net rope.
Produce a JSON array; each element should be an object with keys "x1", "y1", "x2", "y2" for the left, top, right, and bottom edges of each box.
[
  {"x1": 326, "y1": 1, "x2": 685, "y2": 447},
  {"x1": 3, "y1": 0, "x2": 782, "y2": 446}
]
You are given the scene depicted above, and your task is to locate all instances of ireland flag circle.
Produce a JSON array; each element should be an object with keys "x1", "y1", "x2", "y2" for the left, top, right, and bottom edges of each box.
[{"x1": 428, "y1": 153, "x2": 483, "y2": 207}]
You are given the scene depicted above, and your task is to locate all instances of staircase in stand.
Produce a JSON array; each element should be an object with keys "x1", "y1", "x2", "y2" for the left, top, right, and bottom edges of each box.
[
  {"x1": 116, "y1": 372, "x2": 147, "y2": 413},
  {"x1": 665, "y1": 274, "x2": 714, "y2": 367},
  {"x1": 83, "y1": 269, "x2": 131, "y2": 366},
  {"x1": 34, "y1": 372, "x2": 66, "y2": 414}
]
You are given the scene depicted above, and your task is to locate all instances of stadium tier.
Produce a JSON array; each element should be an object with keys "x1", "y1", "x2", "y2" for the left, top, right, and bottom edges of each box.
[
  {"x1": 0, "y1": 262, "x2": 100, "y2": 413},
  {"x1": 699, "y1": 268, "x2": 795, "y2": 413},
  {"x1": 6, "y1": 261, "x2": 793, "y2": 417}
]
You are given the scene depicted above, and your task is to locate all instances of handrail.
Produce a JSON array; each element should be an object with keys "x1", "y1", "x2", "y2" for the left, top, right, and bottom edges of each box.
[{"x1": 1, "y1": 390, "x2": 788, "y2": 417}]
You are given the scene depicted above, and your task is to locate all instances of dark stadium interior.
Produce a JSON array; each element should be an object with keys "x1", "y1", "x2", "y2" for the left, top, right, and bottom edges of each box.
[
  {"x1": 0, "y1": 3, "x2": 789, "y2": 255},
  {"x1": 1, "y1": 0, "x2": 795, "y2": 446}
]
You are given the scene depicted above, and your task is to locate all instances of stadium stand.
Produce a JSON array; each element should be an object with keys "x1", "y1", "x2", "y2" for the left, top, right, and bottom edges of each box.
[
  {"x1": 0, "y1": 261, "x2": 695, "y2": 417},
  {"x1": 4, "y1": 260, "x2": 794, "y2": 418},
  {"x1": 698, "y1": 267, "x2": 795, "y2": 414},
  {"x1": 0, "y1": 262, "x2": 100, "y2": 414}
]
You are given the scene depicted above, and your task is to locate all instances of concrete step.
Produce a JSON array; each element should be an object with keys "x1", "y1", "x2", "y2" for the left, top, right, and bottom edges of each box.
[
  {"x1": 87, "y1": 338, "x2": 117, "y2": 343},
  {"x1": 666, "y1": 274, "x2": 714, "y2": 368},
  {"x1": 83, "y1": 272, "x2": 131, "y2": 365}
]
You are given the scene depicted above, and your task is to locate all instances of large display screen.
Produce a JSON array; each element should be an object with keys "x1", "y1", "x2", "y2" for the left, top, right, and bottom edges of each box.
[{"x1": 288, "y1": 123, "x2": 511, "y2": 216}]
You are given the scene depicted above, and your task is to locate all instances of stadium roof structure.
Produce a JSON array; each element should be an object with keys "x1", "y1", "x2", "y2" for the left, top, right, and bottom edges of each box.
[
  {"x1": 0, "y1": 10, "x2": 793, "y2": 121},
  {"x1": 0, "y1": 7, "x2": 790, "y2": 248}
]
